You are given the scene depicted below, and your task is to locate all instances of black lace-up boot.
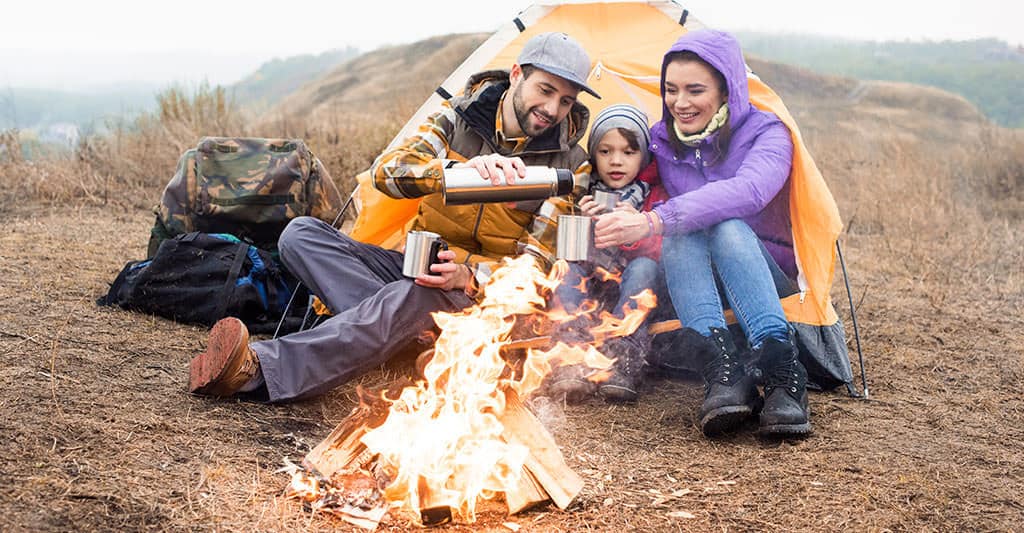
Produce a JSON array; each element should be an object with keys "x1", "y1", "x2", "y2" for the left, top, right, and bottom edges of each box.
[
  {"x1": 687, "y1": 327, "x2": 763, "y2": 436},
  {"x1": 598, "y1": 331, "x2": 649, "y2": 403},
  {"x1": 756, "y1": 336, "x2": 812, "y2": 436}
]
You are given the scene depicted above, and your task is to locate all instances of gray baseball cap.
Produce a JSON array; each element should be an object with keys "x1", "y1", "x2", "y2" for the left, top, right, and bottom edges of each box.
[{"x1": 517, "y1": 32, "x2": 601, "y2": 99}]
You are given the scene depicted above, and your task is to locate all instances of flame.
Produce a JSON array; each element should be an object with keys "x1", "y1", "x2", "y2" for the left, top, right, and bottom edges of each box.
[
  {"x1": 593, "y1": 266, "x2": 622, "y2": 284},
  {"x1": 588, "y1": 289, "x2": 658, "y2": 342},
  {"x1": 287, "y1": 469, "x2": 322, "y2": 504},
  {"x1": 292, "y1": 256, "x2": 655, "y2": 525},
  {"x1": 358, "y1": 255, "x2": 565, "y2": 523},
  {"x1": 572, "y1": 275, "x2": 589, "y2": 294}
]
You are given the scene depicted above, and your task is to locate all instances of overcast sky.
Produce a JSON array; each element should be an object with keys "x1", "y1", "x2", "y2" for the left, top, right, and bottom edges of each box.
[{"x1": 1, "y1": 0, "x2": 1020, "y2": 90}]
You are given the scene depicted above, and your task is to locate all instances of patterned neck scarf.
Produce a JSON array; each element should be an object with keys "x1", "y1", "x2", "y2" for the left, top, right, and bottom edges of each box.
[{"x1": 673, "y1": 103, "x2": 729, "y2": 147}]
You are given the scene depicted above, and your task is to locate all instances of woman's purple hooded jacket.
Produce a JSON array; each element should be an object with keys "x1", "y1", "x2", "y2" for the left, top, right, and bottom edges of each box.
[{"x1": 650, "y1": 29, "x2": 797, "y2": 279}]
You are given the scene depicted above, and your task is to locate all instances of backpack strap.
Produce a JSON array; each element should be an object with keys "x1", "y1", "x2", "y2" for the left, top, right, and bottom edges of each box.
[{"x1": 215, "y1": 242, "x2": 250, "y2": 319}]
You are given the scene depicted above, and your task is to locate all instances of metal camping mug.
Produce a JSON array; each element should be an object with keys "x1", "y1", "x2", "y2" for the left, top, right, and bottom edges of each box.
[
  {"x1": 556, "y1": 215, "x2": 592, "y2": 262},
  {"x1": 402, "y1": 230, "x2": 448, "y2": 278},
  {"x1": 591, "y1": 189, "x2": 621, "y2": 213}
]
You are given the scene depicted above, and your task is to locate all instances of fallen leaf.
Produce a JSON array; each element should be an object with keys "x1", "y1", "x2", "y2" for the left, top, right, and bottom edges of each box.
[
  {"x1": 603, "y1": 497, "x2": 614, "y2": 506},
  {"x1": 667, "y1": 510, "x2": 696, "y2": 519},
  {"x1": 716, "y1": 481, "x2": 737, "y2": 486},
  {"x1": 651, "y1": 497, "x2": 669, "y2": 506},
  {"x1": 648, "y1": 488, "x2": 662, "y2": 495},
  {"x1": 503, "y1": 522, "x2": 521, "y2": 531},
  {"x1": 667, "y1": 475, "x2": 679, "y2": 483},
  {"x1": 810, "y1": 481, "x2": 824, "y2": 487},
  {"x1": 671, "y1": 489, "x2": 692, "y2": 497}
]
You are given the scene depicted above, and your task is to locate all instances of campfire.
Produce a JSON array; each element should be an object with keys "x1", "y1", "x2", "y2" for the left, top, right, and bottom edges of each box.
[{"x1": 284, "y1": 255, "x2": 655, "y2": 529}]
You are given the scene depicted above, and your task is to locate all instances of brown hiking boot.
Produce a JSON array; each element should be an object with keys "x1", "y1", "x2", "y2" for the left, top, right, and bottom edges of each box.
[{"x1": 188, "y1": 317, "x2": 260, "y2": 397}]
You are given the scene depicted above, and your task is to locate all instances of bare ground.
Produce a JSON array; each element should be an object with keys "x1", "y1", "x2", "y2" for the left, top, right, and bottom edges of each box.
[{"x1": 1, "y1": 201, "x2": 1023, "y2": 532}]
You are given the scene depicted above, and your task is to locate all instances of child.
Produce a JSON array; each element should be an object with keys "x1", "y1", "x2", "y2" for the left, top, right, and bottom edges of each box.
[{"x1": 548, "y1": 104, "x2": 666, "y2": 403}]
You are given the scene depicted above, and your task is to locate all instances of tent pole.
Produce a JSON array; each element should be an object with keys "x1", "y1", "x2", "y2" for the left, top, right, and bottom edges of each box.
[
  {"x1": 273, "y1": 190, "x2": 358, "y2": 339},
  {"x1": 837, "y1": 240, "x2": 868, "y2": 399}
]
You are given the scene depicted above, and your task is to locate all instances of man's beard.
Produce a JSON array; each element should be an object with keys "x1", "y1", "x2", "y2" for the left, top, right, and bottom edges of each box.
[{"x1": 512, "y1": 85, "x2": 556, "y2": 138}]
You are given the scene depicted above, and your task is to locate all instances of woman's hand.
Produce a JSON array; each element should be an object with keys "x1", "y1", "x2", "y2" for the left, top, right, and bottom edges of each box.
[
  {"x1": 593, "y1": 211, "x2": 650, "y2": 248},
  {"x1": 415, "y1": 250, "x2": 471, "y2": 291}
]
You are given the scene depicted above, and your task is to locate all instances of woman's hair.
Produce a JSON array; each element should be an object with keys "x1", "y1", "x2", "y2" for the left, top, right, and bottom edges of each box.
[
  {"x1": 588, "y1": 127, "x2": 642, "y2": 170},
  {"x1": 663, "y1": 51, "x2": 732, "y2": 163}
]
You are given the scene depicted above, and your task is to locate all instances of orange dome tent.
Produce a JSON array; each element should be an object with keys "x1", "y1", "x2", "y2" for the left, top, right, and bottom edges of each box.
[{"x1": 343, "y1": 1, "x2": 864, "y2": 394}]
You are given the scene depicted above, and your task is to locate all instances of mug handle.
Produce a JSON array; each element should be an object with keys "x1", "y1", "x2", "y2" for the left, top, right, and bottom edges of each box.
[{"x1": 429, "y1": 239, "x2": 449, "y2": 267}]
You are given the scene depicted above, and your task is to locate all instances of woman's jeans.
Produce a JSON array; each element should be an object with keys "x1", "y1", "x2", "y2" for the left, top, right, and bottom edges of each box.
[
  {"x1": 661, "y1": 219, "x2": 794, "y2": 348},
  {"x1": 556, "y1": 256, "x2": 660, "y2": 317}
]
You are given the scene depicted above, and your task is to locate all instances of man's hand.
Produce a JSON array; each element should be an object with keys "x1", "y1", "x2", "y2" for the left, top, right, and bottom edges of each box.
[
  {"x1": 593, "y1": 211, "x2": 649, "y2": 249},
  {"x1": 458, "y1": 154, "x2": 527, "y2": 186},
  {"x1": 414, "y1": 249, "x2": 472, "y2": 291}
]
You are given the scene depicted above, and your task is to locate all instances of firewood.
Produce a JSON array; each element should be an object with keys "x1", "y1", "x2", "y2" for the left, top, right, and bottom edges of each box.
[
  {"x1": 499, "y1": 391, "x2": 583, "y2": 510},
  {"x1": 504, "y1": 465, "x2": 549, "y2": 514},
  {"x1": 303, "y1": 385, "x2": 391, "y2": 477}
]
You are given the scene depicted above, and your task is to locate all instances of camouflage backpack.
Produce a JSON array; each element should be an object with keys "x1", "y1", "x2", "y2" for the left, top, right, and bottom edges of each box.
[{"x1": 148, "y1": 137, "x2": 344, "y2": 257}]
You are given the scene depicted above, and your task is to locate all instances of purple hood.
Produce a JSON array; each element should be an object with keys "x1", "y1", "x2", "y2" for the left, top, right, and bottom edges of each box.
[
  {"x1": 659, "y1": 29, "x2": 752, "y2": 135},
  {"x1": 650, "y1": 29, "x2": 797, "y2": 278}
]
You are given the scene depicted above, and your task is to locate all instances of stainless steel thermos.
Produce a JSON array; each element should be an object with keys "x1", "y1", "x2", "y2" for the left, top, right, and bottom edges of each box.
[{"x1": 442, "y1": 166, "x2": 574, "y2": 205}]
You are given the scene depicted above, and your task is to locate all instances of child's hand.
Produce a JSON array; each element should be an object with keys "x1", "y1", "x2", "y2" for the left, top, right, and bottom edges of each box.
[
  {"x1": 612, "y1": 202, "x2": 638, "y2": 214},
  {"x1": 578, "y1": 195, "x2": 607, "y2": 216}
]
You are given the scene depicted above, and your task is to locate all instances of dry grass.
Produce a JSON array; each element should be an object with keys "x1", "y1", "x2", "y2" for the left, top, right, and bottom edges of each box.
[
  {"x1": 1, "y1": 49, "x2": 1023, "y2": 531},
  {"x1": 0, "y1": 84, "x2": 407, "y2": 217}
]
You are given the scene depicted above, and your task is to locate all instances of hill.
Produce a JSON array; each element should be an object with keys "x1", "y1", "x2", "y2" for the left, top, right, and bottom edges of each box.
[
  {"x1": 253, "y1": 33, "x2": 488, "y2": 135},
  {"x1": 736, "y1": 33, "x2": 1024, "y2": 128},
  {"x1": 228, "y1": 47, "x2": 361, "y2": 110}
]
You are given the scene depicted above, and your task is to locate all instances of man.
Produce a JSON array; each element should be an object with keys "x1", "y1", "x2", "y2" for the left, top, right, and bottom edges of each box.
[{"x1": 187, "y1": 32, "x2": 599, "y2": 402}]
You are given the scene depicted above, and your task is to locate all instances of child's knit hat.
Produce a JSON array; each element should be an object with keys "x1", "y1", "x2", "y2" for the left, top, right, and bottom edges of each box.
[{"x1": 587, "y1": 104, "x2": 651, "y2": 167}]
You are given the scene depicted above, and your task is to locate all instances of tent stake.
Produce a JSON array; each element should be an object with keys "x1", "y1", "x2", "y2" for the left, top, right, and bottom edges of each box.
[{"x1": 837, "y1": 240, "x2": 868, "y2": 399}]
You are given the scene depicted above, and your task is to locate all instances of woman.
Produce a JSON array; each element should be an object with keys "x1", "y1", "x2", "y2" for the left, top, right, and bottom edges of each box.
[{"x1": 593, "y1": 29, "x2": 810, "y2": 437}]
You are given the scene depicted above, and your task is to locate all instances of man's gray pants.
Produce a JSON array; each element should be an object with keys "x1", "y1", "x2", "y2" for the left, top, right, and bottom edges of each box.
[{"x1": 251, "y1": 217, "x2": 473, "y2": 402}]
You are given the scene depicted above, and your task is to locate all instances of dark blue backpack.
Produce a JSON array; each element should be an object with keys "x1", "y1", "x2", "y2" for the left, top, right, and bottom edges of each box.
[{"x1": 98, "y1": 232, "x2": 306, "y2": 333}]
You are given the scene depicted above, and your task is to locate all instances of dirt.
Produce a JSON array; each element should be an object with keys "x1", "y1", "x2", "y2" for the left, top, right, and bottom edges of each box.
[{"x1": 1, "y1": 200, "x2": 1022, "y2": 532}]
